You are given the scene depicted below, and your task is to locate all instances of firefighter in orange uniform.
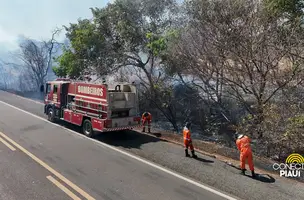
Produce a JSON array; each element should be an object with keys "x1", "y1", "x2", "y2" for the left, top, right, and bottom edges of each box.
[
  {"x1": 142, "y1": 112, "x2": 152, "y2": 133},
  {"x1": 183, "y1": 122, "x2": 197, "y2": 158},
  {"x1": 236, "y1": 133, "x2": 256, "y2": 177}
]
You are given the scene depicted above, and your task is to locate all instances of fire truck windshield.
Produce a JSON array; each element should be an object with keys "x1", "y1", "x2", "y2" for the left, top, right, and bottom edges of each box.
[{"x1": 46, "y1": 83, "x2": 51, "y2": 94}]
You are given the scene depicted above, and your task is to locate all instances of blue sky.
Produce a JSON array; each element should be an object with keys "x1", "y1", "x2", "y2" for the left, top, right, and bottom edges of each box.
[{"x1": 0, "y1": 0, "x2": 110, "y2": 52}]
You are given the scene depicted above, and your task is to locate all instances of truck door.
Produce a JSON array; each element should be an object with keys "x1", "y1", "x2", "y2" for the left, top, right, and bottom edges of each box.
[
  {"x1": 53, "y1": 84, "x2": 59, "y2": 104},
  {"x1": 45, "y1": 83, "x2": 52, "y2": 102},
  {"x1": 45, "y1": 83, "x2": 59, "y2": 104},
  {"x1": 60, "y1": 83, "x2": 68, "y2": 108}
]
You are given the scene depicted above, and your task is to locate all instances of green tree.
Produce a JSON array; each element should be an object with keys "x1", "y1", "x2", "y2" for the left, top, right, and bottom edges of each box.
[
  {"x1": 264, "y1": 0, "x2": 304, "y2": 23},
  {"x1": 53, "y1": 19, "x2": 107, "y2": 79},
  {"x1": 54, "y1": 0, "x2": 180, "y2": 79}
]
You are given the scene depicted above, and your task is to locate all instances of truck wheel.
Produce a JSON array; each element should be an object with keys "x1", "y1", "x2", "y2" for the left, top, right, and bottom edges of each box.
[
  {"x1": 82, "y1": 119, "x2": 94, "y2": 138},
  {"x1": 47, "y1": 108, "x2": 55, "y2": 122}
]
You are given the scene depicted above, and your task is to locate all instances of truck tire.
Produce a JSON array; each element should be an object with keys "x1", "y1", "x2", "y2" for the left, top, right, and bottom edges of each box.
[
  {"x1": 82, "y1": 119, "x2": 94, "y2": 138},
  {"x1": 47, "y1": 107, "x2": 55, "y2": 122}
]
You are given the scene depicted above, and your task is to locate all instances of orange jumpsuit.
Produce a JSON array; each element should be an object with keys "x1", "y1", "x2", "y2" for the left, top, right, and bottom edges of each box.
[
  {"x1": 183, "y1": 127, "x2": 194, "y2": 151},
  {"x1": 142, "y1": 112, "x2": 152, "y2": 132},
  {"x1": 236, "y1": 135, "x2": 254, "y2": 171}
]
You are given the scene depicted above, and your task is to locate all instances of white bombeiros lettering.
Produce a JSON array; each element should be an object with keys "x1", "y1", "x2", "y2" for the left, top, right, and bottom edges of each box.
[{"x1": 77, "y1": 85, "x2": 104, "y2": 97}]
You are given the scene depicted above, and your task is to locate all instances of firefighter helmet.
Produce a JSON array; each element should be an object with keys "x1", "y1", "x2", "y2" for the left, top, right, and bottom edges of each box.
[{"x1": 185, "y1": 122, "x2": 191, "y2": 129}]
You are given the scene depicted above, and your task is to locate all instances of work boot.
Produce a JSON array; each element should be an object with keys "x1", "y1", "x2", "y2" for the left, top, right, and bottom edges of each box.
[
  {"x1": 142, "y1": 127, "x2": 145, "y2": 132},
  {"x1": 148, "y1": 128, "x2": 151, "y2": 133},
  {"x1": 240, "y1": 169, "x2": 245, "y2": 175},
  {"x1": 185, "y1": 149, "x2": 190, "y2": 157},
  {"x1": 191, "y1": 150, "x2": 198, "y2": 158},
  {"x1": 251, "y1": 170, "x2": 256, "y2": 178}
]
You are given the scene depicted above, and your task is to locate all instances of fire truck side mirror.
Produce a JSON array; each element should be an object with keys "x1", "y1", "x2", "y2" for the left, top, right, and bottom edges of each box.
[{"x1": 40, "y1": 85, "x2": 44, "y2": 93}]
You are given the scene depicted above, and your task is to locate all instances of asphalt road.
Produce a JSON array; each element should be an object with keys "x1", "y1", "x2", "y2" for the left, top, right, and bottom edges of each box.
[
  {"x1": 0, "y1": 90, "x2": 303, "y2": 200},
  {"x1": 0, "y1": 135, "x2": 70, "y2": 200},
  {"x1": 0, "y1": 91, "x2": 236, "y2": 200}
]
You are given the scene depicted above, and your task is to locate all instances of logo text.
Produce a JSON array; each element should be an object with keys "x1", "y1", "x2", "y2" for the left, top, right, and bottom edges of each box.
[
  {"x1": 77, "y1": 86, "x2": 104, "y2": 97},
  {"x1": 272, "y1": 153, "x2": 304, "y2": 178}
]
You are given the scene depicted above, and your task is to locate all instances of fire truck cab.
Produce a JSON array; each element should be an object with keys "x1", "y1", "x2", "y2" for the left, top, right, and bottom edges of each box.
[{"x1": 43, "y1": 78, "x2": 141, "y2": 137}]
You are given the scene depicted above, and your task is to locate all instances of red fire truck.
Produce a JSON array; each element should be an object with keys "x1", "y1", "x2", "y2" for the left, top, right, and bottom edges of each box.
[{"x1": 43, "y1": 78, "x2": 141, "y2": 137}]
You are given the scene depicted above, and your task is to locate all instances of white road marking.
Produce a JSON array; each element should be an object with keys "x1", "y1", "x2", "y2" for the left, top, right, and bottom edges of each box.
[{"x1": 0, "y1": 98, "x2": 238, "y2": 200}]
